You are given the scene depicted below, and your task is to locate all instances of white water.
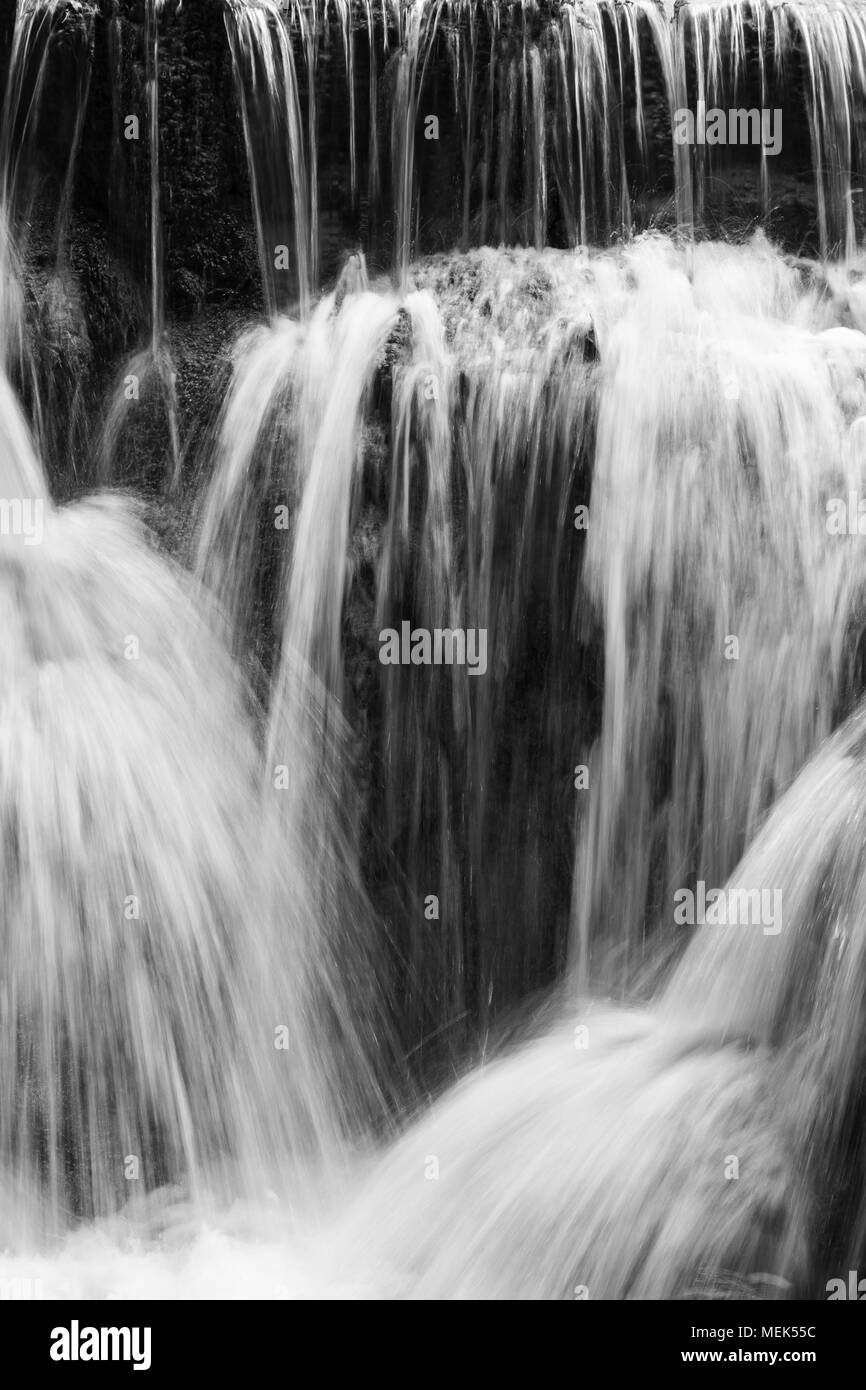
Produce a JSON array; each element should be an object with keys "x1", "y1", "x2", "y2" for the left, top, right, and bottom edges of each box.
[
  {"x1": 5, "y1": 0, "x2": 866, "y2": 1301},
  {"x1": 2, "y1": 231, "x2": 866, "y2": 1295}
]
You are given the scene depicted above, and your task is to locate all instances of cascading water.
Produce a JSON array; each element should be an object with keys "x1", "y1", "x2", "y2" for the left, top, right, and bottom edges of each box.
[
  {"x1": 0, "y1": 365, "x2": 390, "y2": 1232},
  {"x1": 3, "y1": 0, "x2": 866, "y2": 1307}
]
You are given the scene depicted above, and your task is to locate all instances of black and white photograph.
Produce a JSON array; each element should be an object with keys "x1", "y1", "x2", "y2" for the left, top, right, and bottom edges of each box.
[{"x1": 0, "y1": 0, "x2": 864, "y2": 1346}]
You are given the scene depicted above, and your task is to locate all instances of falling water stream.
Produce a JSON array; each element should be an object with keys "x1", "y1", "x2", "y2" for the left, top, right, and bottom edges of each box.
[{"x1": 3, "y1": 0, "x2": 866, "y2": 1300}]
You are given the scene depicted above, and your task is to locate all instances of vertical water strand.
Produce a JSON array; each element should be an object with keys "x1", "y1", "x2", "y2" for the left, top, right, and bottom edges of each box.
[
  {"x1": 0, "y1": 347, "x2": 380, "y2": 1220},
  {"x1": 447, "y1": 21, "x2": 462, "y2": 235},
  {"x1": 846, "y1": 0, "x2": 866, "y2": 237},
  {"x1": 391, "y1": 10, "x2": 416, "y2": 284},
  {"x1": 632, "y1": 0, "x2": 681, "y2": 235},
  {"x1": 0, "y1": 1, "x2": 98, "y2": 475},
  {"x1": 820, "y1": 0, "x2": 857, "y2": 262},
  {"x1": 224, "y1": 6, "x2": 272, "y2": 317},
  {"x1": 447, "y1": 5, "x2": 478, "y2": 251},
  {"x1": 529, "y1": 45, "x2": 546, "y2": 249},
  {"x1": 146, "y1": 0, "x2": 163, "y2": 359},
  {"x1": 264, "y1": 288, "x2": 402, "y2": 1127},
  {"x1": 375, "y1": 292, "x2": 462, "y2": 1033},
  {"x1": 592, "y1": 1, "x2": 612, "y2": 239},
  {"x1": 785, "y1": 0, "x2": 857, "y2": 258},
  {"x1": 551, "y1": 26, "x2": 576, "y2": 246},
  {"x1": 308, "y1": 6, "x2": 321, "y2": 295},
  {"x1": 564, "y1": 1, "x2": 610, "y2": 243},
  {"x1": 0, "y1": 0, "x2": 58, "y2": 228},
  {"x1": 800, "y1": 1, "x2": 834, "y2": 257},
  {"x1": 755, "y1": 0, "x2": 770, "y2": 217},
  {"x1": 194, "y1": 315, "x2": 304, "y2": 648},
  {"x1": 560, "y1": 6, "x2": 581, "y2": 244},
  {"x1": 392, "y1": 0, "x2": 434, "y2": 284},
  {"x1": 570, "y1": 237, "x2": 866, "y2": 992},
  {"x1": 712, "y1": 3, "x2": 738, "y2": 213},
  {"x1": 691, "y1": 6, "x2": 707, "y2": 231},
  {"x1": 626, "y1": 2, "x2": 656, "y2": 216},
  {"x1": 336, "y1": 0, "x2": 358, "y2": 215},
  {"x1": 730, "y1": 1, "x2": 749, "y2": 107},
  {"x1": 463, "y1": 2, "x2": 478, "y2": 250},
  {"x1": 46, "y1": 6, "x2": 95, "y2": 481},
  {"x1": 671, "y1": 0, "x2": 694, "y2": 237},
  {"x1": 561, "y1": 3, "x2": 588, "y2": 244},
  {"x1": 196, "y1": 270, "x2": 404, "y2": 1145},
  {"x1": 269, "y1": 0, "x2": 310, "y2": 313},
  {"x1": 54, "y1": 10, "x2": 94, "y2": 265},
  {"x1": 388, "y1": 0, "x2": 403, "y2": 54},
  {"x1": 496, "y1": 52, "x2": 516, "y2": 242},
  {"x1": 625, "y1": 2, "x2": 648, "y2": 175},
  {"x1": 480, "y1": 17, "x2": 496, "y2": 245},
  {"x1": 609, "y1": 3, "x2": 632, "y2": 237},
  {"x1": 830, "y1": 1, "x2": 858, "y2": 262},
  {"x1": 224, "y1": 0, "x2": 310, "y2": 319},
  {"x1": 429, "y1": 256, "x2": 596, "y2": 1023},
  {"x1": 0, "y1": 363, "x2": 49, "y2": 523},
  {"x1": 519, "y1": 15, "x2": 528, "y2": 244},
  {"x1": 704, "y1": 2, "x2": 732, "y2": 114},
  {"x1": 363, "y1": 0, "x2": 380, "y2": 253},
  {"x1": 783, "y1": 6, "x2": 828, "y2": 251},
  {"x1": 0, "y1": 0, "x2": 63, "y2": 394},
  {"x1": 145, "y1": 0, "x2": 180, "y2": 484},
  {"x1": 288, "y1": 0, "x2": 319, "y2": 298},
  {"x1": 404, "y1": 0, "x2": 450, "y2": 276}
]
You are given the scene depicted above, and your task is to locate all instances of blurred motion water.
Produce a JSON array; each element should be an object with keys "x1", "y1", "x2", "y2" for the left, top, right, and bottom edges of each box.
[{"x1": 3, "y1": 0, "x2": 866, "y2": 1301}]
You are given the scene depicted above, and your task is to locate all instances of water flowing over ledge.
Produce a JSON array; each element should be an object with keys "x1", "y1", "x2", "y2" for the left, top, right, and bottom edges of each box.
[
  {"x1": 2, "y1": 0, "x2": 866, "y2": 1302},
  {"x1": 222, "y1": 0, "x2": 866, "y2": 285}
]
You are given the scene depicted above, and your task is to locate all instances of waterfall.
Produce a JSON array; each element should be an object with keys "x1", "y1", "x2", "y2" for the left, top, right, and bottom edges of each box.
[
  {"x1": 3, "y1": 0, "x2": 866, "y2": 1305},
  {"x1": 224, "y1": 0, "x2": 311, "y2": 318},
  {"x1": 215, "y1": 0, "x2": 866, "y2": 273},
  {"x1": 0, "y1": 0, "x2": 95, "y2": 466},
  {"x1": 0, "y1": 366, "x2": 391, "y2": 1236}
]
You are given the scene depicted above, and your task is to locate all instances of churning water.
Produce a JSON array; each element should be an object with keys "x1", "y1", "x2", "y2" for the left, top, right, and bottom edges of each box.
[{"x1": 3, "y1": 0, "x2": 866, "y2": 1301}]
